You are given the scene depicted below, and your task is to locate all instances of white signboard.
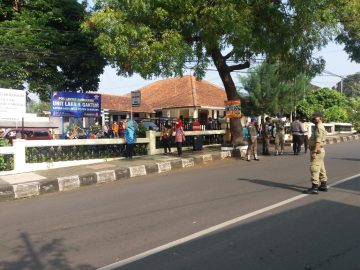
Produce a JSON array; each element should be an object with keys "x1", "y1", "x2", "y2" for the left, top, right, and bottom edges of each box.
[
  {"x1": 131, "y1": 90, "x2": 141, "y2": 107},
  {"x1": 0, "y1": 88, "x2": 26, "y2": 121}
]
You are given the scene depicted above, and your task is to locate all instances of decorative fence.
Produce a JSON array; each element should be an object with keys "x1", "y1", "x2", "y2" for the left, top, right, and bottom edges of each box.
[{"x1": 0, "y1": 130, "x2": 225, "y2": 173}]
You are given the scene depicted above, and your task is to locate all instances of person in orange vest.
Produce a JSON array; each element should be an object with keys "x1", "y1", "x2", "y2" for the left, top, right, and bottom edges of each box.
[{"x1": 112, "y1": 121, "x2": 119, "y2": 138}]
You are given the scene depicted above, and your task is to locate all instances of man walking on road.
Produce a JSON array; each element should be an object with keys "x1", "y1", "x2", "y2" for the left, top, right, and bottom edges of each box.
[{"x1": 304, "y1": 112, "x2": 328, "y2": 194}]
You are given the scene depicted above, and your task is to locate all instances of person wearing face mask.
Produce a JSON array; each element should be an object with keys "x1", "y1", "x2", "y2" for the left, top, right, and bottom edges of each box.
[
  {"x1": 304, "y1": 112, "x2": 328, "y2": 194},
  {"x1": 123, "y1": 120, "x2": 137, "y2": 159},
  {"x1": 175, "y1": 118, "x2": 186, "y2": 156}
]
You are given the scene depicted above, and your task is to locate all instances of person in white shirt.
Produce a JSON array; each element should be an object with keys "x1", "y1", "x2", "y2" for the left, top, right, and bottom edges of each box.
[{"x1": 301, "y1": 117, "x2": 311, "y2": 153}]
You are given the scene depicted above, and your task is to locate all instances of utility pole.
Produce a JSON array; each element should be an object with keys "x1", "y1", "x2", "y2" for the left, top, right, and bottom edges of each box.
[{"x1": 323, "y1": 70, "x2": 345, "y2": 94}]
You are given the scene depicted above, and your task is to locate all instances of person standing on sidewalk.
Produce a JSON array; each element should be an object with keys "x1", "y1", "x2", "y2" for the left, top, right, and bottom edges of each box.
[
  {"x1": 175, "y1": 118, "x2": 186, "y2": 156},
  {"x1": 124, "y1": 120, "x2": 137, "y2": 159},
  {"x1": 304, "y1": 112, "x2": 328, "y2": 194},
  {"x1": 112, "y1": 121, "x2": 119, "y2": 138},
  {"x1": 246, "y1": 118, "x2": 260, "y2": 161},
  {"x1": 291, "y1": 116, "x2": 305, "y2": 155},
  {"x1": 160, "y1": 121, "x2": 173, "y2": 155}
]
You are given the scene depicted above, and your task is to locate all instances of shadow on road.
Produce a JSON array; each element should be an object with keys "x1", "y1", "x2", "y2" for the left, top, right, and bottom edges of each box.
[
  {"x1": 335, "y1": 176, "x2": 360, "y2": 193},
  {"x1": 115, "y1": 200, "x2": 360, "y2": 270},
  {"x1": 237, "y1": 178, "x2": 306, "y2": 193},
  {"x1": 0, "y1": 233, "x2": 95, "y2": 270}
]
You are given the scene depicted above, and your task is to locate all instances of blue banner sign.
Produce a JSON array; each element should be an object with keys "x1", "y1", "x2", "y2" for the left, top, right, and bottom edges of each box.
[{"x1": 51, "y1": 92, "x2": 101, "y2": 117}]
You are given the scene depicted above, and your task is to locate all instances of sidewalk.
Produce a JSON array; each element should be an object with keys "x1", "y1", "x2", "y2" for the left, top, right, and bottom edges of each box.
[
  {"x1": 0, "y1": 147, "x2": 233, "y2": 202},
  {"x1": 0, "y1": 134, "x2": 358, "y2": 202}
]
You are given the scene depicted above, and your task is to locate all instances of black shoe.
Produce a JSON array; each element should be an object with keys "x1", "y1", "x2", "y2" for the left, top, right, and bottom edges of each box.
[
  {"x1": 304, "y1": 184, "x2": 319, "y2": 194},
  {"x1": 254, "y1": 158, "x2": 260, "y2": 161},
  {"x1": 318, "y1": 182, "x2": 328, "y2": 192}
]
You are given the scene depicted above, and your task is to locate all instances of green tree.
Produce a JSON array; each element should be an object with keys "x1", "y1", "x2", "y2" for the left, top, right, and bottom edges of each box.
[
  {"x1": 337, "y1": 0, "x2": 360, "y2": 63},
  {"x1": 0, "y1": 0, "x2": 106, "y2": 101},
  {"x1": 85, "y1": 0, "x2": 344, "y2": 143},
  {"x1": 240, "y1": 64, "x2": 281, "y2": 116},
  {"x1": 349, "y1": 96, "x2": 360, "y2": 132},
  {"x1": 297, "y1": 88, "x2": 350, "y2": 122},
  {"x1": 338, "y1": 73, "x2": 360, "y2": 97},
  {"x1": 240, "y1": 63, "x2": 311, "y2": 118},
  {"x1": 27, "y1": 99, "x2": 50, "y2": 116}
]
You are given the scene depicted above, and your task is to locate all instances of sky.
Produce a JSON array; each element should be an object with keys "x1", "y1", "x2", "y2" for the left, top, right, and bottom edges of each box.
[{"x1": 98, "y1": 42, "x2": 360, "y2": 96}]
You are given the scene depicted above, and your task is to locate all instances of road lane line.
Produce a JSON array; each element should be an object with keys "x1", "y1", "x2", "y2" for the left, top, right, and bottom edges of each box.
[
  {"x1": 329, "y1": 173, "x2": 360, "y2": 188},
  {"x1": 97, "y1": 173, "x2": 360, "y2": 270}
]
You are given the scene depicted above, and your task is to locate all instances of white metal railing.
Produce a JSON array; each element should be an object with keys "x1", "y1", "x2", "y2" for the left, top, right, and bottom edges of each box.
[{"x1": 0, "y1": 130, "x2": 225, "y2": 174}]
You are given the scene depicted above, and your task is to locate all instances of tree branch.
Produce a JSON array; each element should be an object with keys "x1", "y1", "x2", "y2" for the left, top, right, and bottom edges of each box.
[
  {"x1": 228, "y1": 61, "x2": 250, "y2": 72},
  {"x1": 224, "y1": 51, "x2": 234, "y2": 60}
]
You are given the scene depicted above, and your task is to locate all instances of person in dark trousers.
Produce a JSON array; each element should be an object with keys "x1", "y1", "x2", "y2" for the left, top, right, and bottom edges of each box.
[
  {"x1": 124, "y1": 120, "x2": 137, "y2": 159},
  {"x1": 261, "y1": 117, "x2": 272, "y2": 155},
  {"x1": 175, "y1": 118, "x2": 186, "y2": 156},
  {"x1": 160, "y1": 121, "x2": 173, "y2": 154},
  {"x1": 291, "y1": 116, "x2": 305, "y2": 155},
  {"x1": 246, "y1": 118, "x2": 260, "y2": 161}
]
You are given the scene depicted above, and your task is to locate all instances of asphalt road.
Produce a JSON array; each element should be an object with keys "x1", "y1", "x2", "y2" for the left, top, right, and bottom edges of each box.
[{"x1": 0, "y1": 141, "x2": 359, "y2": 270}]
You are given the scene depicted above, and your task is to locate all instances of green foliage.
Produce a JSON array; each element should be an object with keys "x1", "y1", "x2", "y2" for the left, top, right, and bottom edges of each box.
[
  {"x1": 85, "y1": 0, "x2": 347, "y2": 144},
  {"x1": 240, "y1": 63, "x2": 311, "y2": 116},
  {"x1": 85, "y1": 0, "x2": 344, "y2": 92},
  {"x1": 349, "y1": 97, "x2": 360, "y2": 132},
  {"x1": 339, "y1": 73, "x2": 360, "y2": 97},
  {"x1": 0, "y1": 0, "x2": 106, "y2": 101},
  {"x1": 0, "y1": 139, "x2": 13, "y2": 171},
  {"x1": 27, "y1": 100, "x2": 50, "y2": 116},
  {"x1": 0, "y1": 138, "x2": 9, "y2": 146},
  {"x1": 323, "y1": 106, "x2": 349, "y2": 122},
  {"x1": 137, "y1": 123, "x2": 147, "y2": 138},
  {"x1": 336, "y1": 0, "x2": 360, "y2": 63},
  {"x1": 297, "y1": 88, "x2": 350, "y2": 122}
]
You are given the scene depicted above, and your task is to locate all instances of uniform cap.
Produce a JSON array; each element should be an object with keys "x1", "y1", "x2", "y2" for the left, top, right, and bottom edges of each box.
[{"x1": 312, "y1": 112, "x2": 323, "y2": 118}]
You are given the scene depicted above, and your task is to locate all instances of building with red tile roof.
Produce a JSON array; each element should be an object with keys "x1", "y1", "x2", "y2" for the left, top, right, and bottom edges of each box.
[{"x1": 101, "y1": 75, "x2": 227, "y2": 124}]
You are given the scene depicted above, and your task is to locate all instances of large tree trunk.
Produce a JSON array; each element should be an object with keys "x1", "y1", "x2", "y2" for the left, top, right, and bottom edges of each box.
[{"x1": 210, "y1": 48, "x2": 245, "y2": 146}]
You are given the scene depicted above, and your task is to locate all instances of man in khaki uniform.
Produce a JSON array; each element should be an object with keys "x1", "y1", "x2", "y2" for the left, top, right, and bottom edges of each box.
[
  {"x1": 246, "y1": 118, "x2": 260, "y2": 161},
  {"x1": 304, "y1": 112, "x2": 328, "y2": 194},
  {"x1": 274, "y1": 118, "x2": 285, "y2": 156}
]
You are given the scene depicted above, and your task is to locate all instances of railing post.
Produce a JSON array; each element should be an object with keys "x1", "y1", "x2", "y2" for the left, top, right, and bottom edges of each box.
[
  {"x1": 12, "y1": 139, "x2": 26, "y2": 172},
  {"x1": 147, "y1": 131, "x2": 157, "y2": 155}
]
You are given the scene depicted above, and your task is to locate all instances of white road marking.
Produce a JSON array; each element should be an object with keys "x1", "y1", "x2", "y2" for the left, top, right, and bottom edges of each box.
[{"x1": 97, "y1": 173, "x2": 360, "y2": 270}]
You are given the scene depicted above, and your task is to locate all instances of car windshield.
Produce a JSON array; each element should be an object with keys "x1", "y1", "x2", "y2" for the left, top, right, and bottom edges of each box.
[{"x1": 143, "y1": 122, "x2": 156, "y2": 127}]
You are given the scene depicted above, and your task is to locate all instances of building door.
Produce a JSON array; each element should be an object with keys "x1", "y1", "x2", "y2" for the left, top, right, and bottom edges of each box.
[{"x1": 199, "y1": 110, "x2": 208, "y2": 125}]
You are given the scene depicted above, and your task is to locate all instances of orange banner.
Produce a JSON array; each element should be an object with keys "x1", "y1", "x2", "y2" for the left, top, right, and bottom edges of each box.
[{"x1": 225, "y1": 99, "x2": 241, "y2": 118}]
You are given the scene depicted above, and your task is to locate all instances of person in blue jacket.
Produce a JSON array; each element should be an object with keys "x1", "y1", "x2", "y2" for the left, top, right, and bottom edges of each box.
[{"x1": 124, "y1": 120, "x2": 137, "y2": 159}]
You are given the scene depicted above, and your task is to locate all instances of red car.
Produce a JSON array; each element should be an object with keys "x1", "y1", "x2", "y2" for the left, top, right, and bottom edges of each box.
[{"x1": 2, "y1": 128, "x2": 53, "y2": 144}]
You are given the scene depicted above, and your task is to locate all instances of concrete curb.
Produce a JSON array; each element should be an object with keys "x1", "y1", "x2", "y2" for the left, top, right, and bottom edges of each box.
[
  {"x1": 0, "y1": 134, "x2": 358, "y2": 202},
  {"x1": 0, "y1": 151, "x2": 233, "y2": 202}
]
